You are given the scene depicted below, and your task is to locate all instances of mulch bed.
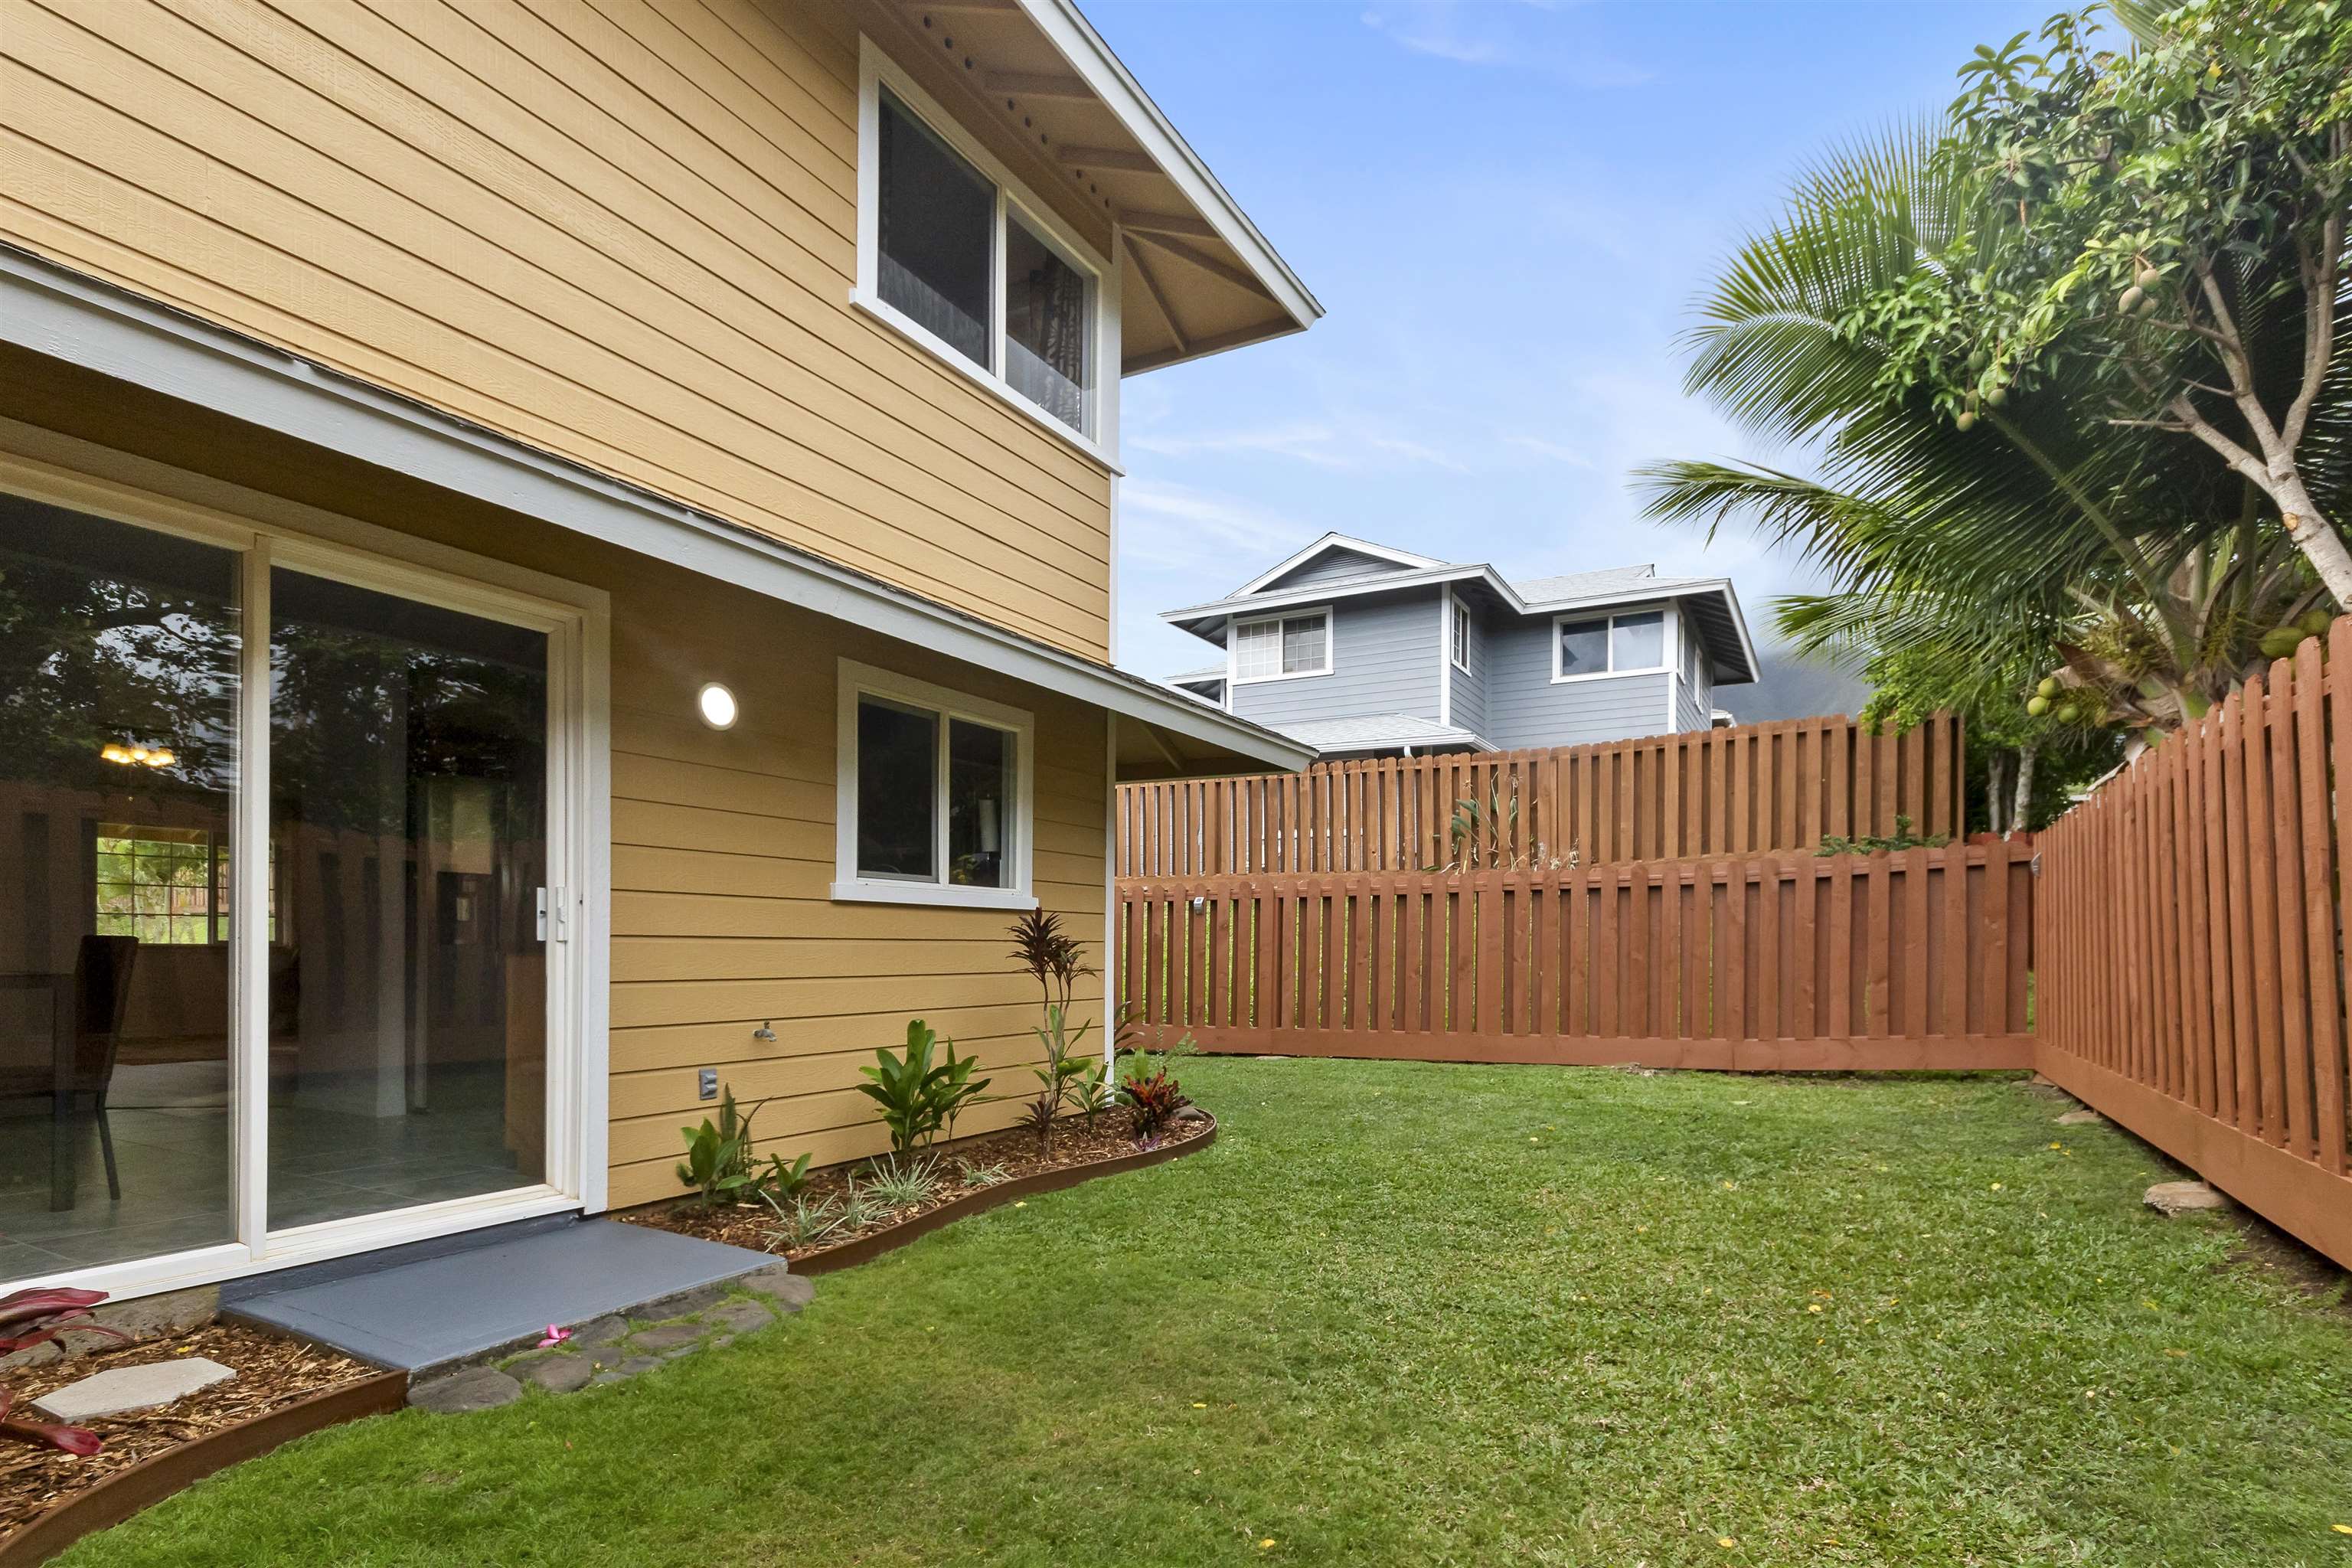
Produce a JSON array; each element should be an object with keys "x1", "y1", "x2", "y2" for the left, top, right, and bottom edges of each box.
[
  {"x1": 624, "y1": 1109, "x2": 1211, "y2": 1262},
  {"x1": 1, "y1": 1320, "x2": 377, "y2": 1540}
]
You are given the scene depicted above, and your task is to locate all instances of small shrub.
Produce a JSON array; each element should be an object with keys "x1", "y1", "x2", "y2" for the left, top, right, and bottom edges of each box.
[
  {"x1": 759, "y1": 1191, "x2": 841, "y2": 1253},
  {"x1": 958, "y1": 1161, "x2": 1011, "y2": 1187},
  {"x1": 857, "y1": 1020, "x2": 991, "y2": 1157},
  {"x1": 834, "y1": 1186, "x2": 887, "y2": 1234},
  {"x1": 1021, "y1": 1003, "x2": 1096, "y2": 1158},
  {"x1": 862, "y1": 1155, "x2": 942, "y2": 1209},
  {"x1": 761, "y1": 1152, "x2": 814, "y2": 1203},
  {"x1": 1118, "y1": 1047, "x2": 1193, "y2": 1148},
  {"x1": 676, "y1": 1089, "x2": 768, "y2": 1204}
]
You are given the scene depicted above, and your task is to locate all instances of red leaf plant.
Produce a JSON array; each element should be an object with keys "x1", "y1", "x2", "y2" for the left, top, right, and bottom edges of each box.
[
  {"x1": 1, "y1": 1287, "x2": 129, "y2": 1356},
  {"x1": 2, "y1": 1285, "x2": 132, "y2": 1455},
  {"x1": 1, "y1": 1385, "x2": 104, "y2": 1456}
]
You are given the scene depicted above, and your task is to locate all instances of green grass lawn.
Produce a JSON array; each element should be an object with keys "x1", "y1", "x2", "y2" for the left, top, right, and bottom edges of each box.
[{"x1": 66, "y1": 1060, "x2": 2352, "y2": 1567}]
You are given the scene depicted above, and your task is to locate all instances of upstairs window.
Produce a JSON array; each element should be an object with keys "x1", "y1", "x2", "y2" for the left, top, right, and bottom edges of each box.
[
  {"x1": 1234, "y1": 610, "x2": 1331, "y2": 682},
  {"x1": 1450, "y1": 597, "x2": 1472, "y2": 672},
  {"x1": 877, "y1": 93, "x2": 994, "y2": 370},
  {"x1": 861, "y1": 54, "x2": 1103, "y2": 444},
  {"x1": 1553, "y1": 609, "x2": 1668, "y2": 681}
]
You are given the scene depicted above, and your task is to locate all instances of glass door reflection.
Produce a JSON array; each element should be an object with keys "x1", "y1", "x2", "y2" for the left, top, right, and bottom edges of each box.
[{"x1": 266, "y1": 568, "x2": 547, "y2": 1231}]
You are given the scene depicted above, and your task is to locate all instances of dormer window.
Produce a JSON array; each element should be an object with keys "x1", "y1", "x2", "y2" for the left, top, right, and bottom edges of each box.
[{"x1": 858, "y1": 47, "x2": 1105, "y2": 447}]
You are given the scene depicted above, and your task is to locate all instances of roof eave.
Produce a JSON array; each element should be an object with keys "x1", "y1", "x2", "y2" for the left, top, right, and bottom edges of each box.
[{"x1": 1020, "y1": 0, "x2": 1323, "y2": 338}]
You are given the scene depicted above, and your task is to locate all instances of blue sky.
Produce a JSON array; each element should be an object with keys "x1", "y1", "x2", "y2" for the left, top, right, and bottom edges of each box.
[{"x1": 1092, "y1": 0, "x2": 2047, "y2": 681}]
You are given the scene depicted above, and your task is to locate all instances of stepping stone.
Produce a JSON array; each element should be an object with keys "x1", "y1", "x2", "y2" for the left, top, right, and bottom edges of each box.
[
  {"x1": 706, "y1": 1299, "x2": 773, "y2": 1335},
  {"x1": 524, "y1": 1355, "x2": 596, "y2": 1394},
  {"x1": 635, "y1": 1282, "x2": 727, "y2": 1320},
  {"x1": 2056, "y1": 1109, "x2": 2105, "y2": 1126},
  {"x1": 2145, "y1": 1180, "x2": 2227, "y2": 1216},
  {"x1": 569, "y1": 1315, "x2": 629, "y2": 1349},
  {"x1": 408, "y1": 1365, "x2": 521, "y2": 1414},
  {"x1": 628, "y1": 1322, "x2": 704, "y2": 1354},
  {"x1": 741, "y1": 1266, "x2": 815, "y2": 1314},
  {"x1": 590, "y1": 1356, "x2": 662, "y2": 1387},
  {"x1": 35, "y1": 1357, "x2": 236, "y2": 1422}
]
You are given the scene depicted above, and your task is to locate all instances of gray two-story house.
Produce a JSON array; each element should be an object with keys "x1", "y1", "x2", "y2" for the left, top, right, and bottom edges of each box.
[{"x1": 1161, "y1": 534, "x2": 1758, "y2": 757}]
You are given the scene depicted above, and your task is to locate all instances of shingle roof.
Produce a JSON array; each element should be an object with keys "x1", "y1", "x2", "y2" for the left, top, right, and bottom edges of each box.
[{"x1": 1276, "y1": 713, "x2": 1491, "y2": 754}]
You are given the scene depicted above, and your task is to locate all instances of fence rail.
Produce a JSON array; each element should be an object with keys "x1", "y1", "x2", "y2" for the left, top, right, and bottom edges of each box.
[
  {"x1": 1117, "y1": 712, "x2": 1962, "y2": 878},
  {"x1": 2034, "y1": 620, "x2": 2352, "y2": 1269},
  {"x1": 1119, "y1": 839, "x2": 2031, "y2": 1071}
]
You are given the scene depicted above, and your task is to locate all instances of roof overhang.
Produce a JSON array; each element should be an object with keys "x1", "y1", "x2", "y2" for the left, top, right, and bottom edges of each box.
[
  {"x1": 1165, "y1": 560, "x2": 1761, "y2": 684},
  {"x1": 859, "y1": 0, "x2": 1322, "y2": 375},
  {"x1": 0, "y1": 246, "x2": 1315, "y2": 775}
]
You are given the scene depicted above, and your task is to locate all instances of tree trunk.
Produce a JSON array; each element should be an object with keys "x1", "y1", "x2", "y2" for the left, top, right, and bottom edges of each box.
[
  {"x1": 1985, "y1": 751, "x2": 2008, "y2": 838},
  {"x1": 2009, "y1": 743, "x2": 2039, "y2": 836},
  {"x1": 2274, "y1": 472, "x2": 2352, "y2": 609}
]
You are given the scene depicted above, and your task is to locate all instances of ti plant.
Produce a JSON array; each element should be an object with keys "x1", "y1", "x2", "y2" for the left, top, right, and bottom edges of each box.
[
  {"x1": 856, "y1": 1020, "x2": 989, "y2": 1158},
  {"x1": 1, "y1": 1286, "x2": 129, "y2": 1359},
  {"x1": 676, "y1": 1088, "x2": 768, "y2": 1205},
  {"x1": 2, "y1": 1287, "x2": 131, "y2": 1456},
  {"x1": 1116, "y1": 1052, "x2": 1193, "y2": 1150},
  {"x1": 1023, "y1": 1004, "x2": 1096, "y2": 1158}
]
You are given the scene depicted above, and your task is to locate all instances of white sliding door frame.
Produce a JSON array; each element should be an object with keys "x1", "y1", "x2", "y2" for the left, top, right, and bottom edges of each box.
[{"x1": 0, "y1": 448, "x2": 609, "y2": 1302}]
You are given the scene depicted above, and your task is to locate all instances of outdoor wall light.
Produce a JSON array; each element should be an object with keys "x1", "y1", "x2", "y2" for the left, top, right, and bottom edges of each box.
[
  {"x1": 696, "y1": 682, "x2": 739, "y2": 730},
  {"x1": 101, "y1": 743, "x2": 175, "y2": 769}
]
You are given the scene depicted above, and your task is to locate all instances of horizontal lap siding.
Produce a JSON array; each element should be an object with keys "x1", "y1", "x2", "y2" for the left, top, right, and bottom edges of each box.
[
  {"x1": 1482, "y1": 619, "x2": 1670, "y2": 751},
  {"x1": 0, "y1": 0, "x2": 1113, "y2": 658},
  {"x1": 1229, "y1": 590, "x2": 1446, "y2": 730},
  {"x1": 603, "y1": 565, "x2": 1107, "y2": 1206}
]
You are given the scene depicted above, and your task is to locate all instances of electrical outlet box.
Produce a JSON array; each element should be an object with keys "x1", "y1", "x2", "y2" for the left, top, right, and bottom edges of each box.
[{"x1": 698, "y1": 1067, "x2": 718, "y2": 1101}]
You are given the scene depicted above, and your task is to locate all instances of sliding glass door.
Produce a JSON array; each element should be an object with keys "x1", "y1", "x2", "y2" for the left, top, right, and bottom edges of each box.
[
  {"x1": 265, "y1": 567, "x2": 549, "y2": 1231},
  {"x1": 1, "y1": 484, "x2": 579, "y2": 1294},
  {"x1": 0, "y1": 500, "x2": 241, "y2": 1279}
]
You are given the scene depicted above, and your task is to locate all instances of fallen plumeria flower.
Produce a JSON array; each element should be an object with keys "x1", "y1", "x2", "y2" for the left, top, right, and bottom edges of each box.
[
  {"x1": 0, "y1": 1386, "x2": 104, "y2": 1456},
  {"x1": 0, "y1": 1286, "x2": 130, "y2": 1355},
  {"x1": 537, "y1": 1325, "x2": 572, "y2": 1348}
]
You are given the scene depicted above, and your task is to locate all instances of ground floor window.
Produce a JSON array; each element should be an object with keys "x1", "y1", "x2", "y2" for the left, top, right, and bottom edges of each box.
[{"x1": 834, "y1": 660, "x2": 1033, "y2": 911}]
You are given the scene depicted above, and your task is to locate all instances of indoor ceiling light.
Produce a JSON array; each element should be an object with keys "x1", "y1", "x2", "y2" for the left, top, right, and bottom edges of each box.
[
  {"x1": 696, "y1": 683, "x2": 739, "y2": 730},
  {"x1": 101, "y1": 743, "x2": 175, "y2": 769}
]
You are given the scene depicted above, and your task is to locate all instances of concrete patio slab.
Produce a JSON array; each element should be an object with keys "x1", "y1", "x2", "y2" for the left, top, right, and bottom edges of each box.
[{"x1": 223, "y1": 1216, "x2": 777, "y2": 1374}]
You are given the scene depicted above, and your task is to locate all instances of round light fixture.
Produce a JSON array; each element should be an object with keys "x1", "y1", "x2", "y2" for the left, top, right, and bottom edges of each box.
[{"x1": 696, "y1": 682, "x2": 738, "y2": 730}]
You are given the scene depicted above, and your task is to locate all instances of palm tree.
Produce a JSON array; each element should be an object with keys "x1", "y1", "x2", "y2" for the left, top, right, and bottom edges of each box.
[{"x1": 1636, "y1": 122, "x2": 2327, "y2": 743}]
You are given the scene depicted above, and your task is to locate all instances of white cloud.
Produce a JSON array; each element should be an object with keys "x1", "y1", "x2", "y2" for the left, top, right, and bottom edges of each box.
[
  {"x1": 1129, "y1": 420, "x2": 1470, "y2": 472},
  {"x1": 1118, "y1": 479, "x2": 1307, "y2": 573},
  {"x1": 1360, "y1": 3, "x2": 1651, "y2": 87},
  {"x1": 1504, "y1": 433, "x2": 1597, "y2": 469}
]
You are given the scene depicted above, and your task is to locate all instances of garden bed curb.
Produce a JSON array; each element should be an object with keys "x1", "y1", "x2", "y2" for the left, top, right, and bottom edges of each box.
[
  {"x1": 790, "y1": 1115, "x2": 1217, "y2": 1277},
  {"x1": 0, "y1": 1370, "x2": 408, "y2": 1567}
]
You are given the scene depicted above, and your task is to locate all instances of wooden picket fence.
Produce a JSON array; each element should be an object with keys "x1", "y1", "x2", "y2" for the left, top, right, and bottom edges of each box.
[
  {"x1": 2034, "y1": 620, "x2": 2352, "y2": 1269},
  {"x1": 1119, "y1": 838, "x2": 2034, "y2": 1072},
  {"x1": 1117, "y1": 711, "x2": 1962, "y2": 878}
]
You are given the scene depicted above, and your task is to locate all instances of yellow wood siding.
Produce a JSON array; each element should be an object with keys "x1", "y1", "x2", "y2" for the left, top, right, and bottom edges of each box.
[
  {"x1": 0, "y1": 0, "x2": 1114, "y2": 658},
  {"x1": 0, "y1": 387, "x2": 1109, "y2": 1217}
]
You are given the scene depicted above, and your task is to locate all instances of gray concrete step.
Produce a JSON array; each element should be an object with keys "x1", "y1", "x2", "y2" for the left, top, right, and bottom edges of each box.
[{"x1": 223, "y1": 1215, "x2": 776, "y2": 1373}]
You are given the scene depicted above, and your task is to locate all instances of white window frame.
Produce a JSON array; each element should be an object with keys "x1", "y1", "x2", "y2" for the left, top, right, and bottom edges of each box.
[
  {"x1": 1550, "y1": 606, "x2": 1672, "y2": 683},
  {"x1": 0, "y1": 449, "x2": 611, "y2": 1304},
  {"x1": 852, "y1": 37, "x2": 1121, "y2": 468},
  {"x1": 1230, "y1": 608, "x2": 1332, "y2": 685},
  {"x1": 833, "y1": 658, "x2": 1037, "y2": 912},
  {"x1": 1449, "y1": 596, "x2": 1472, "y2": 673}
]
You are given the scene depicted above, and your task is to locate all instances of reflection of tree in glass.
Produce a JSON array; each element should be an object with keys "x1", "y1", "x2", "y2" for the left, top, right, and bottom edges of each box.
[
  {"x1": 0, "y1": 550, "x2": 239, "y2": 796},
  {"x1": 268, "y1": 623, "x2": 545, "y2": 841}
]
